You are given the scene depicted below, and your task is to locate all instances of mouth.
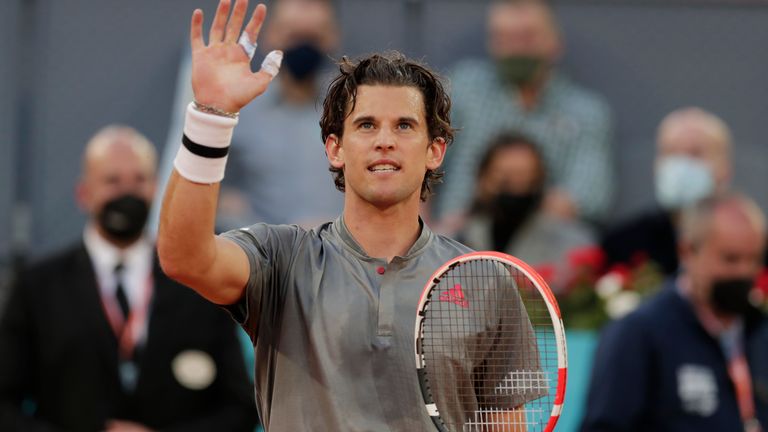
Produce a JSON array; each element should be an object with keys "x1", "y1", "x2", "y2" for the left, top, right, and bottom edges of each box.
[{"x1": 368, "y1": 162, "x2": 401, "y2": 173}]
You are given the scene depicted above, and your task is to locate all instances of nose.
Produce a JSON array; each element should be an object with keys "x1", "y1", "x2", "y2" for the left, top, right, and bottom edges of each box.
[{"x1": 374, "y1": 129, "x2": 396, "y2": 151}]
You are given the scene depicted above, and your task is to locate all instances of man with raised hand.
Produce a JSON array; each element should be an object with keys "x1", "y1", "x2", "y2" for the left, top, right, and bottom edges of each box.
[{"x1": 158, "y1": 1, "x2": 481, "y2": 430}]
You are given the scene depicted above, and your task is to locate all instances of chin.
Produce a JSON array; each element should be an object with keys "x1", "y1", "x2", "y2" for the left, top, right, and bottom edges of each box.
[{"x1": 369, "y1": 189, "x2": 421, "y2": 209}]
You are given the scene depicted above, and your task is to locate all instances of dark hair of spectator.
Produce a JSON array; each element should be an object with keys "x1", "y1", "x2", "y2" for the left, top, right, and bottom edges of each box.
[{"x1": 476, "y1": 132, "x2": 547, "y2": 190}]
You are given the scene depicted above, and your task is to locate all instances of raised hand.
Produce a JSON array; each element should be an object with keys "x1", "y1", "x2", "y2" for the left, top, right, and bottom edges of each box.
[{"x1": 189, "y1": 0, "x2": 280, "y2": 114}]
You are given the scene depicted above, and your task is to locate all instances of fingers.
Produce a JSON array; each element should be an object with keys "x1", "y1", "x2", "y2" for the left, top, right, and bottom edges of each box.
[
  {"x1": 190, "y1": 9, "x2": 204, "y2": 51},
  {"x1": 247, "y1": 70, "x2": 278, "y2": 97},
  {"x1": 242, "y1": 50, "x2": 282, "y2": 97},
  {"x1": 208, "y1": 0, "x2": 232, "y2": 44},
  {"x1": 224, "y1": 0, "x2": 248, "y2": 43},
  {"x1": 259, "y1": 50, "x2": 283, "y2": 78},
  {"x1": 243, "y1": 4, "x2": 267, "y2": 44}
]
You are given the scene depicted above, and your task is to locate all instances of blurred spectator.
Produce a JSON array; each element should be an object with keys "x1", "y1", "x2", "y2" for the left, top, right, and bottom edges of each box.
[
  {"x1": 582, "y1": 193, "x2": 768, "y2": 431},
  {"x1": 434, "y1": 0, "x2": 613, "y2": 230},
  {"x1": 601, "y1": 107, "x2": 732, "y2": 277},
  {"x1": 217, "y1": 0, "x2": 343, "y2": 229},
  {"x1": 458, "y1": 132, "x2": 595, "y2": 291},
  {"x1": 0, "y1": 126, "x2": 257, "y2": 431}
]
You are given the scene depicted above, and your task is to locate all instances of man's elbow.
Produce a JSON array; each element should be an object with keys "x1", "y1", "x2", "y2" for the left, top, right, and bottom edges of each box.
[
  {"x1": 158, "y1": 242, "x2": 179, "y2": 280},
  {"x1": 157, "y1": 236, "x2": 193, "y2": 283}
]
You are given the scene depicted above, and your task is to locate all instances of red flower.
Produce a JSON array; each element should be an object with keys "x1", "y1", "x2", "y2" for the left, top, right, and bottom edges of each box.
[
  {"x1": 533, "y1": 263, "x2": 557, "y2": 286},
  {"x1": 756, "y1": 268, "x2": 768, "y2": 296},
  {"x1": 606, "y1": 263, "x2": 631, "y2": 288},
  {"x1": 567, "y1": 246, "x2": 606, "y2": 271}
]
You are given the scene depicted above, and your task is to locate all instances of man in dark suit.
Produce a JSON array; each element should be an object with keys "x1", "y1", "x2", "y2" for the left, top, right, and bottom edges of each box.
[{"x1": 0, "y1": 126, "x2": 257, "y2": 431}]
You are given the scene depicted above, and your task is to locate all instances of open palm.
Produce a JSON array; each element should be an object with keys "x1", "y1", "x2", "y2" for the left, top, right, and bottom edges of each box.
[{"x1": 190, "y1": 0, "x2": 278, "y2": 114}]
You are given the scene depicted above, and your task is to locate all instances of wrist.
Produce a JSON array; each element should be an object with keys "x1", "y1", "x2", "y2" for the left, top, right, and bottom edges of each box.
[
  {"x1": 192, "y1": 99, "x2": 240, "y2": 119},
  {"x1": 173, "y1": 102, "x2": 238, "y2": 184}
]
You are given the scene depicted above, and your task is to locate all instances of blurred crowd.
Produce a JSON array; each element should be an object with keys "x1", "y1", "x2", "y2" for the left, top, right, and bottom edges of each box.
[{"x1": 2, "y1": 0, "x2": 767, "y2": 431}]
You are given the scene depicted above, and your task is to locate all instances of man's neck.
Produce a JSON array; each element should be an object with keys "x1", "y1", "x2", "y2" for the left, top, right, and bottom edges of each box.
[
  {"x1": 343, "y1": 198, "x2": 422, "y2": 262},
  {"x1": 518, "y1": 84, "x2": 541, "y2": 111},
  {"x1": 515, "y1": 70, "x2": 551, "y2": 111},
  {"x1": 278, "y1": 74, "x2": 318, "y2": 105},
  {"x1": 678, "y1": 275, "x2": 739, "y2": 335}
]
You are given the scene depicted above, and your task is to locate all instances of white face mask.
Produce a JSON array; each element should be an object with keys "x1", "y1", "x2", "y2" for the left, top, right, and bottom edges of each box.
[{"x1": 655, "y1": 155, "x2": 715, "y2": 210}]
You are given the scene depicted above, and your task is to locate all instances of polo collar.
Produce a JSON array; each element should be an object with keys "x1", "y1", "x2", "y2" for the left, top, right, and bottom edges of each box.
[{"x1": 333, "y1": 214, "x2": 433, "y2": 261}]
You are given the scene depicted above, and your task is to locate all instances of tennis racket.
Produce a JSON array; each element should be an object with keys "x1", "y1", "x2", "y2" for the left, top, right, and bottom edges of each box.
[{"x1": 414, "y1": 251, "x2": 567, "y2": 432}]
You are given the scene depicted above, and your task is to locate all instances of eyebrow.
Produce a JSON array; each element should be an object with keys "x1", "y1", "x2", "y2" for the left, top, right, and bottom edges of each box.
[{"x1": 350, "y1": 115, "x2": 422, "y2": 125}]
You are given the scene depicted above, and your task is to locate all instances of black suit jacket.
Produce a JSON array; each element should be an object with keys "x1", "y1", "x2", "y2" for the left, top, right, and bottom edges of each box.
[{"x1": 0, "y1": 243, "x2": 258, "y2": 431}]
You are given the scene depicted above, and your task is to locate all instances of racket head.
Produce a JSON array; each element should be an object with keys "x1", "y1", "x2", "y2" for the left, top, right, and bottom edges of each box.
[{"x1": 414, "y1": 251, "x2": 567, "y2": 432}]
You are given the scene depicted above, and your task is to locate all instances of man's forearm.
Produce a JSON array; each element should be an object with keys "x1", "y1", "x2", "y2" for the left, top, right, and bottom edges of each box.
[{"x1": 157, "y1": 170, "x2": 221, "y2": 285}]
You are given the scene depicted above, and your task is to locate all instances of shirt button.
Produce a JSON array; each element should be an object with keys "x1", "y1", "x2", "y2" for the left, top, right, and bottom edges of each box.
[{"x1": 377, "y1": 266, "x2": 385, "y2": 275}]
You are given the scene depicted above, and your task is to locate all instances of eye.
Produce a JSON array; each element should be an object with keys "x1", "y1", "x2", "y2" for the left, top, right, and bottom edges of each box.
[
  {"x1": 359, "y1": 121, "x2": 374, "y2": 130},
  {"x1": 397, "y1": 122, "x2": 412, "y2": 130}
]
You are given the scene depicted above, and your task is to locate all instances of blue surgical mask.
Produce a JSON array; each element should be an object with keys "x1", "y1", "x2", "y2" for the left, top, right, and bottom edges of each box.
[{"x1": 655, "y1": 156, "x2": 715, "y2": 210}]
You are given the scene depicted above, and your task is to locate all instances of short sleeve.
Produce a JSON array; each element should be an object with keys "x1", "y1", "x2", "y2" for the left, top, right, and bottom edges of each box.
[{"x1": 219, "y1": 223, "x2": 305, "y2": 342}]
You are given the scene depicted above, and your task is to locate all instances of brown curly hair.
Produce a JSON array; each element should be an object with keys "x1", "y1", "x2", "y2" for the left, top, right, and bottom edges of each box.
[{"x1": 320, "y1": 51, "x2": 455, "y2": 201}]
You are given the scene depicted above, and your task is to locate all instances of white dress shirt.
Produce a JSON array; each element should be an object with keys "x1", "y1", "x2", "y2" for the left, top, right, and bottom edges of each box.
[{"x1": 83, "y1": 224, "x2": 153, "y2": 348}]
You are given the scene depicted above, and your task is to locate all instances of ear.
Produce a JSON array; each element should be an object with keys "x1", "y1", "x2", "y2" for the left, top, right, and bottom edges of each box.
[
  {"x1": 426, "y1": 137, "x2": 447, "y2": 171},
  {"x1": 678, "y1": 237, "x2": 696, "y2": 272},
  {"x1": 325, "y1": 134, "x2": 344, "y2": 169},
  {"x1": 75, "y1": 180, "x2": 91, "y2": 213}
]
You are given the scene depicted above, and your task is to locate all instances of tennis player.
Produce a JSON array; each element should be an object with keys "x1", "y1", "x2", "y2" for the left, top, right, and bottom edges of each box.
[{"x1": 158, "y1": 0, "x2": 540, "y2": 430}]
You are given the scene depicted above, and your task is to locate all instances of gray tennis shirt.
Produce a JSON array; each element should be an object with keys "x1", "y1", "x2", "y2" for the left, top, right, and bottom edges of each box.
[{"x1": 222, "y1": 216, "x2": 475, "y2": 431}]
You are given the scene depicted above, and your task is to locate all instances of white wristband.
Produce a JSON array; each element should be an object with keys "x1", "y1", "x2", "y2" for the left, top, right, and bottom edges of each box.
[{"x1": 174, "y1": 102, "x2": 238, "y2": 184}]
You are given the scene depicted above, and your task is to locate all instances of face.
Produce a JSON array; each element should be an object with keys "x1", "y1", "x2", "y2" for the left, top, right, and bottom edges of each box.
[
  {"x1": 324, "y1": 85, "x2": 446, "y2": 209},
  {"x1": 77, "y1": 137, "x2": 156, "y2": 220},
  {"x1": 263, "y1": 0, "x2": 338, "y2": 52},
  {"x1": 478, "y1": 145, "x2": 541, "y2": 200},
  {"x1": 487, "y1": 2, "x2": 561, "y2": 61},
  {"x1": 656, "y1": 118, "x2": 730, "y2": 189},
  {"x1": 682, "y1": 205, "x2": 765, "y2": 306}
]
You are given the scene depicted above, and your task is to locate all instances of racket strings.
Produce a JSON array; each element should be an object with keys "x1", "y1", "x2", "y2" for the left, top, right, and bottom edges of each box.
[{"x1": 420, "y1": 258, "x2": 559, "y2": 432}]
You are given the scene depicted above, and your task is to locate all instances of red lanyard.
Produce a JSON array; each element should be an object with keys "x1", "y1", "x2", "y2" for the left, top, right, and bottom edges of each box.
[
  {"x1": 101, "y1": 272, "x2": 154, "y2": 359},
  {"x1": 728, "y1": 354, "x2": 761, "y2": 432}
]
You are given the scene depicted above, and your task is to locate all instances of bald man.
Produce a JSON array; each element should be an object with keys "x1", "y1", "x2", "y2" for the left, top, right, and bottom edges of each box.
[
  {"x1": 601, "y1": 107, "x2": 736, "y2": 276},
  {"x1": 583, "y1": 193, "x2": 768, "y2": 431},
  {"x1": 0, "y1": 126, "x2": 257, "y2": 431}
]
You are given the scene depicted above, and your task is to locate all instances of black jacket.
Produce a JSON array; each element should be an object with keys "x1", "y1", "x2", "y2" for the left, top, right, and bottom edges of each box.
[{"x1": 0, "y1": 243, "x2": 258, "y2": 431}]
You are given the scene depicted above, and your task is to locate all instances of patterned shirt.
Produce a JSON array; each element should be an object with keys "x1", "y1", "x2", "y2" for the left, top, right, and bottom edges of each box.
[{"x1": 435, "y1": 59, "x2": 614, "y2": 221}]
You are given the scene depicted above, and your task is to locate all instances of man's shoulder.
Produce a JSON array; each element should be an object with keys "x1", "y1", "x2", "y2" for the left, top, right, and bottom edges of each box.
[
  {"x1": 448, "y1": 58, "x2": 496, "y2": 89},
  {"x1": 549, "y1": 73, "x2": 612, "y2": 118},
  {"x1": 602, "y1": 208, "x2": 672, "y2": 247},
  {"x1": 222, "y1": 222, "x2": 314, "y2": 245},
  {"x1": 431, "y1": 231, "x2": 475, "y2": 256},
  {"x1": 608, "y1": 286, "x2": 681, "y2": 335},
  {"x1": 526, "y1": 211, "x2": 595, "y2": 244},
  {"x1": 20, "y1": 243, "x2": 86, "y2": 279}
]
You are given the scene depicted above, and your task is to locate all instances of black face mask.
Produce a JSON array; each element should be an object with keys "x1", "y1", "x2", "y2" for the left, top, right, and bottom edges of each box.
[
  {"x1": 710, "y1": 277, "x2": 755, "y2": 316},
  {"x1": 97, "y1": 194, "x2": 149, "y2": 243},
  {"x1": 283, "y1": 42, "x2": 324, "y2": 81},
  {"x1": 488, "y1": 192, "x2": 542, "y2": 252}
]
